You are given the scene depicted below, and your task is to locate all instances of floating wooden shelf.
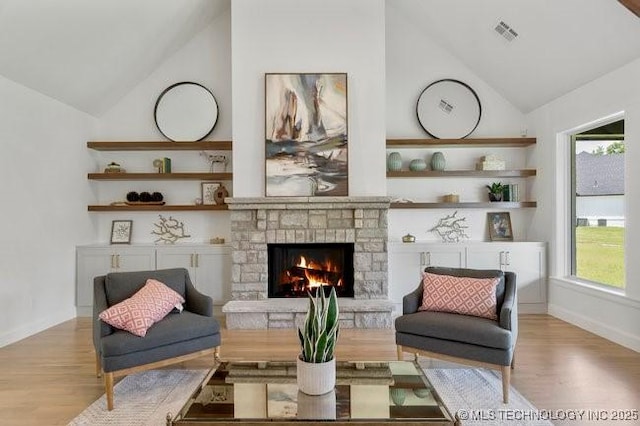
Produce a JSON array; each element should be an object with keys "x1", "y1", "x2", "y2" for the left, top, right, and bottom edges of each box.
[
  {"x1": 390, "y1": 202, "x2": 537, "y2": 209},
  {"x1": 87, "y1": 141, "x2": 232, "y2": 151},
  {"x1": 387, "y1": 169, "x2": 536, "y2": 178},
  {"x1": 88, "y1": 172, "x2": 232, "y2": 180},
  {"x1": 88, "y1": 204, "x2": 229, "y2": 212},
  {"x1": 386, "y1": 138, "x2": 536, "y2": 148}
]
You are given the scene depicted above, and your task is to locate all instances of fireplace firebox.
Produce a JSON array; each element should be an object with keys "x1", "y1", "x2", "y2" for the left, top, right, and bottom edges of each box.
[{"x1": 268, "y1": 243, "x2": 354, "y2": 298}]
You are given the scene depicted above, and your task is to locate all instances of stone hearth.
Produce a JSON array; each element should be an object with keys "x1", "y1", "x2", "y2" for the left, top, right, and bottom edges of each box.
[{"x1": 222, "y1": 196, "x2": 393, "y2": 329}]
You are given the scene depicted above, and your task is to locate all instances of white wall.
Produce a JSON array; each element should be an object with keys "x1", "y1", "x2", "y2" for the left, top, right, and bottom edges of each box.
[
  {"x1": 94, "y1": 13, "x2": 233, "y2": 244},
  {"x1": 527, "y1": 57, "x2": 640, "y2": 351},
  {"x1": 231, "y1": 0, "x2": 387, "y2": 197},
  {"x1": 385, "y1": 4, "x2": 532, "y2": 243},
  {"x1": 0, "y1": 75, "x2": 97, "y2": 347}
]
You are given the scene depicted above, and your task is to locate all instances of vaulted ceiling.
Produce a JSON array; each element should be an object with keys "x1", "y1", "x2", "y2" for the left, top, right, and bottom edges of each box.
[
  {"x1": 0, "y1": 0, "x2": 228, "y2": 116},
  {"x1": 392, "y1": 0, "x2": 640, "y2": 112},
  {"x1": 1, "y1": 0, "x2": 638, "y2": 116}
]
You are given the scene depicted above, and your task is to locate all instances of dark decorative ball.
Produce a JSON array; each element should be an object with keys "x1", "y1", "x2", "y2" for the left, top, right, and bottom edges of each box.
[
  {"x1": 139, "y1": 191, "x2": 152, "y2": 202},
  {"x1": 126, "y1": 191, "x2": 140, "y2": 202},
  {"x1": 151, "y1": 192, "x2": 164, "y2": 202}
]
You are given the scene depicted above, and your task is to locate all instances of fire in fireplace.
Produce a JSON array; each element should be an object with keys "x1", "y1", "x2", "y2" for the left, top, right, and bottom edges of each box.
[{"x1": 268, "y1": 243, "x2": 354, "y2": 298}]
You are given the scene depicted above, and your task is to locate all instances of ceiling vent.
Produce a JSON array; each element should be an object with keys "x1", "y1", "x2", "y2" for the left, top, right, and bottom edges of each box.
[{"x1": 494, "y1": 21, "x2": 518, "y2": 41}]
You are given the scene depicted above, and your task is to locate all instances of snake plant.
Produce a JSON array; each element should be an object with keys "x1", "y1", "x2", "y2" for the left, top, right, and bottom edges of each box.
[{"x1": 298, "y1": 286, "x2": 340, "y2": 363}]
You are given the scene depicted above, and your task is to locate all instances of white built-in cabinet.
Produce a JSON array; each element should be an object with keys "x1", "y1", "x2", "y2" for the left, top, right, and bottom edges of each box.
[
  {"x1": 156, "y1": 245, "x2": 232, "y2": 307},
  {"x1": 76, "y1": 246, "x2": 155, "y2": 316},
  {"x1": 388, "y1": 241, "x2": 546, "y2": 315},
  {"x1": 76, "y1": 244, "x2": 231, "y2": 316}
]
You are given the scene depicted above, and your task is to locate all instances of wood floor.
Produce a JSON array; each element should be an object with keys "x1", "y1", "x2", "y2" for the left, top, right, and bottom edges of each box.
[{"x1": 0, "y1": 315, "x2": 638, "y2": 426}]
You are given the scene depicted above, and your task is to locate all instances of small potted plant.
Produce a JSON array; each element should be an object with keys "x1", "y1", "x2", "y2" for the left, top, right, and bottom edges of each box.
[
  {"x1": 486, "y1": 182, "x2": 505, "y2": 202},
  {"x1": 297, "y1": 286, "x2": 339, "y2": 395}
]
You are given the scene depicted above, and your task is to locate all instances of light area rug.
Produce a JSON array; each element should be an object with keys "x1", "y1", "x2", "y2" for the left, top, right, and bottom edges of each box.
[
  {"x1": 69, "y1": 366, "x2": 552, "y2": 426},
  {"x1": 422, "y1": 366, "x2": 553, "y2": 426},
  {"x1": 68, "y1": 369, "x2": 207, "y2": 426}
]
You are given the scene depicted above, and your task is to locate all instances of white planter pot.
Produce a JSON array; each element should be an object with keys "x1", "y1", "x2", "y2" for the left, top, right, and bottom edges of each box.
[
  {"x1": 296, "y1": 357, "x2": 336, "y2": 395},
  {"x1": 297, "y1": 390, "x2": 336, "y2": 419}
]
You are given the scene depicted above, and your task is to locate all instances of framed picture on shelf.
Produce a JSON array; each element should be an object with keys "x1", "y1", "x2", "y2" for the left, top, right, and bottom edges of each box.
[
  {"x1": 110, "y1": 220, "x2": 132, "y2": 244},
  {"x1": 487, "y1": 212, "x2": 513, "y2": 241},
  {"x1": 201, "y1": 181, "x2": 221, "y2": 205},
  {"x1": 265, "y1": 72, "x2": 348, "y2": 197}
]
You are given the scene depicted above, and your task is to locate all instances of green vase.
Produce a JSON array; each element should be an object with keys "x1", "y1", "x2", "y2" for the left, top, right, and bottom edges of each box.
[
  {"x1": 430, "y1": 151, "x2": 446, "y2": 171},
  {"x1": 387, "y1": 152, "x2": 402, "y2": 171},
  {"x1": 409, "y1": 159, "x2": 427, "y2": 171},
  {"x1": 390, "y1": 388, "x2": 406, "y2": 406}
]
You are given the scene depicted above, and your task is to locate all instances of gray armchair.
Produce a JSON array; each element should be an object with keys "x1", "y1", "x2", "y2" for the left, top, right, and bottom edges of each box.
[
  {"x1": 93, "y1": 268, "x2": 221, "y2": 410},
  {"x1": 395, "y1": 267, "x2": 517, "y2": 403}
]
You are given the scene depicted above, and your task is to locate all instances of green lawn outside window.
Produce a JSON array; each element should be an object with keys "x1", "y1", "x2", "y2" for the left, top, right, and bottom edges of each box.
[{"x1": 575, "y1": 226, "x2": 625, "y2": 288}]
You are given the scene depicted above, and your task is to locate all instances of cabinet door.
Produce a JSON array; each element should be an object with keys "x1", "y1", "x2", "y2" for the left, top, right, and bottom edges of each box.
[
  {"x1": 76, "y1": 248, "x2": 112, "y2": 314},
  {"x1": 467, "y1": 243, "x2": 546, "y2": 305},
  {"x1": 388, "y1": 243, "x2": 465, "y2": 315},
  {"x1": 155, "y1": 247, "x2": 196, "y2": 276},
  {"x1": 501, "y1": 246, "x2": 545, "y2": 304},
  {"x1": 420, "y1": 245, "x2": 466, "y2": 269},
  {"x1": 192, "y1": 247, "x2": 232, "y2": 305},
  {"x1": 156, "y1": 246, "x2": 232, "y2": 305},
  {"x1": 76, "y1": 246, "x2": 156, "y2": 316},
  {"x1": 113, "y1": 247, "x2": 155, "y2": 272},
  {"x1": 388, "y1": 250, "x2": 423, "y2": 314},
  {"x1": 466, "y1": 246, "x2": 504, "y2": 270}
]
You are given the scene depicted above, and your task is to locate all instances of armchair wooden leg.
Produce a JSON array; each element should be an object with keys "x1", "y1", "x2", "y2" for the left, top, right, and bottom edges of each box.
[
  {"x1": 214, "y1": 346, "x2": 221, "y2": 363},
  {"x1": 95, "y1": 353, "x2": 102, "y2": 378},
  {"x1": 105, "y1": 372, "x2": 114, "y2": 411},
  {"x1": 501, "y1": 365, "x2": 510, "y2": 404},
  {"x1": 511, "y1": 354, "x2": 515, "y2": 370},
  {"x1": 397, "y1": 345, "x2": 403, "y2": 360}
]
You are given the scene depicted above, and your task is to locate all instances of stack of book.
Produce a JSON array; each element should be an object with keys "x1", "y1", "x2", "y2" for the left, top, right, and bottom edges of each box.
[
  {"x1": 153, "y1": 157, "x2": 172, "y2": 173},
  {"x1": 502, "y1": 184, "x2": 520, "y2": 202}
]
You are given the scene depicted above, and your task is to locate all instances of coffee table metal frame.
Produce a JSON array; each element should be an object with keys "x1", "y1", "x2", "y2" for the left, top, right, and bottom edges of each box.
[{"x1": 167, "y1": 359, "x2": 459, "y2": 425}]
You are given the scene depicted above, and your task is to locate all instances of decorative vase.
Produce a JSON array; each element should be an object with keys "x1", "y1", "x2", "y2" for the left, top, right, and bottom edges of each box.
[
  {"x1": 489, "y1": 192, "x2": 503, "y2": 202},
  {"x1": 213, "y1": 184, "x2": 229, "y2": 205},
  {"x1": 297, "y1": 356, "x2": 336, "y2": 395},
  {"x1": 390, "y1": 388, "x2": 406, "y2": 406},
  {"x1": 297, "y1": 390, "x2": 337, "y2": 420},
  {"x1": 409, "y1": 159, "x2": 427, "y2": 171},
  {"x1": 430, "y1": 151, "x2": 446, "y2": 171},
  {"x1": 402, "y1": 233, "x2": 416, "y2": 243},
  {"x1": 413, "y1": 388, "x2": 431, "y2": 398},
  {"x1": 387, "y1": 152, "x2": 402, "y2": 171}
]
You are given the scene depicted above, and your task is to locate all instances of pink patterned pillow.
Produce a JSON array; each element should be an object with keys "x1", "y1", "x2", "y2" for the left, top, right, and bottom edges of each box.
[
  {"x1": 99, "y1": 279, "x2": 185, "y2": 337},
  {"x1": 418, "y1": 273, "x2": 499, "y2": 320}
]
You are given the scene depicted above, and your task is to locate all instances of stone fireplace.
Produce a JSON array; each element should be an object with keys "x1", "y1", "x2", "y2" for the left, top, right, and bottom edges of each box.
[{"x1": 222, "y1": 196, "x2": 393, "y2": 329}]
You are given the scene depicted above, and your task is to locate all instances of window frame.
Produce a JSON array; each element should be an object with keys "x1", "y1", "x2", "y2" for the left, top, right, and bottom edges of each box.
[{"x1": 568, "y1": 120, "x2": 625, "y2": 288}]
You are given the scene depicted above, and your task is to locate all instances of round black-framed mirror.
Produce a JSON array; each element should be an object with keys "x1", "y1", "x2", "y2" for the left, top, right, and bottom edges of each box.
[
  {"x1": 154, "y1": 82, "x2": 219, "y2": 142},
  {"x1": 416, "y1": 79, "x2": 481, "y2": 139}
]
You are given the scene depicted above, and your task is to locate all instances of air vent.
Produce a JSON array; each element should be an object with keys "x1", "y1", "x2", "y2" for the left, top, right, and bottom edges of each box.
[{"x1": 494, "y1": 21, "x2": 518, "y2": 41}]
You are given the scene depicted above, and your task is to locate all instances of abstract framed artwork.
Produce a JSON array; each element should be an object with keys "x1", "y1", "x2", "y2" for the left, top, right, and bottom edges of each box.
[
  {"x1": 265, "y1": 73, "x2": 348, "y2": 196},
  {"x1": 487, "y1": 212, "x2": 513, "y2": 241},
  {"x1": 110, "y1": 220, "x2": 132, "y2": 244}
]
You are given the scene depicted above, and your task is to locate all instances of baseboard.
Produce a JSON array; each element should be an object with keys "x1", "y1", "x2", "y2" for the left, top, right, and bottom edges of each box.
[
  {"x1": 0, "y1": 307, "x2": 76, "y2": 348},
  {"x1": 548, "y1": 303, "x2": 640, "y2": 352}
]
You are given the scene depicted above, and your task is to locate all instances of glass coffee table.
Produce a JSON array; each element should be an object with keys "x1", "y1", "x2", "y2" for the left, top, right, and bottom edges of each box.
[{"x1": 167, "y1": 360, "x2": 458, "y2": 425}]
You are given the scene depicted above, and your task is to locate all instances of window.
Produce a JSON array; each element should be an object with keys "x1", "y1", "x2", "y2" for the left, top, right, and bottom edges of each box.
[{"x1": 570, "y1": 119, "x2": 625, "y2": 288}]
